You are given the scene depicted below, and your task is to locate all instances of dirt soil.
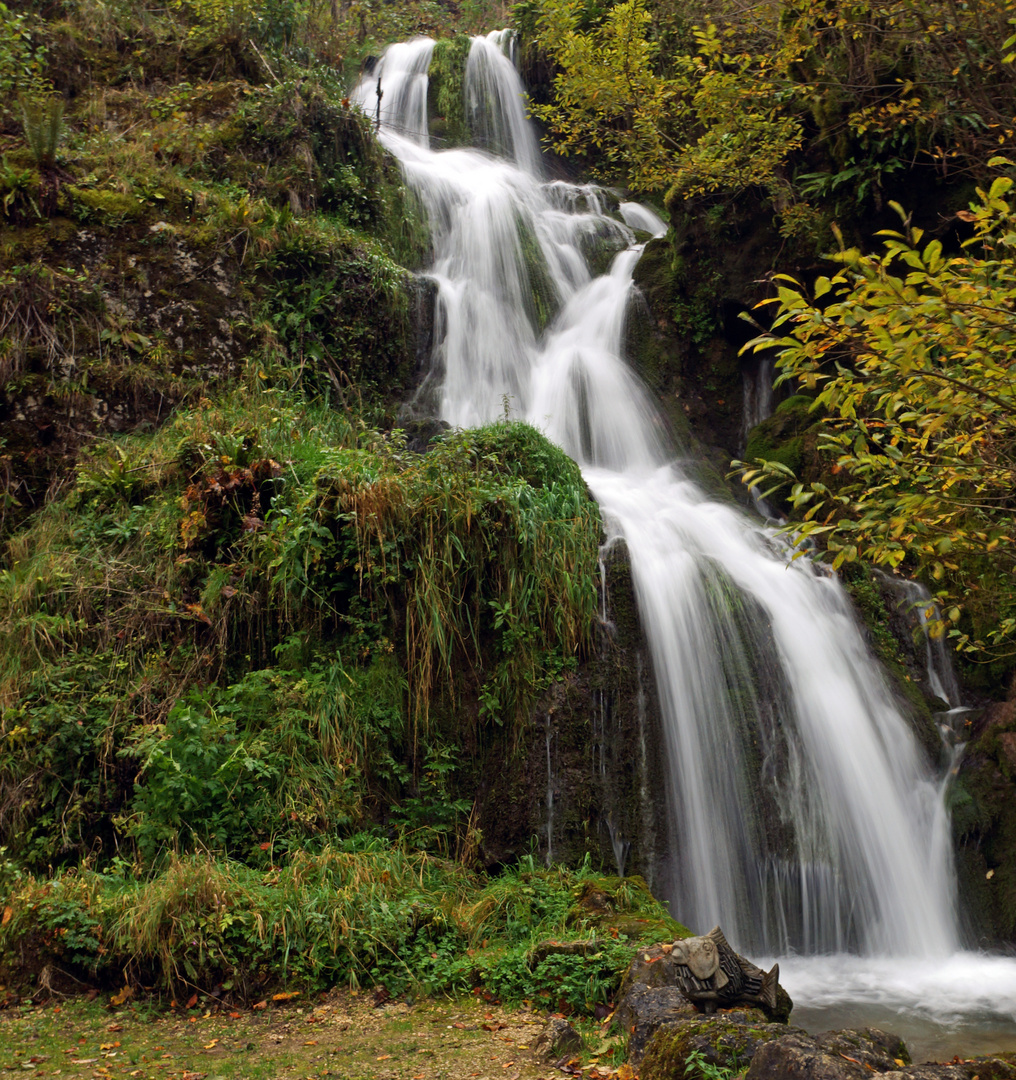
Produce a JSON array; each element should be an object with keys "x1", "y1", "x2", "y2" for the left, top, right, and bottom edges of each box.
[{"x1": 0, "y1": 990, "x2": 626, "y2": 1080}]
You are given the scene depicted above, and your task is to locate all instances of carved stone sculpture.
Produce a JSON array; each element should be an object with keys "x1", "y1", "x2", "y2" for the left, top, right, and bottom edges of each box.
[{"x1": 668, "y1": 926, "x2": 781, "y2": 1014}]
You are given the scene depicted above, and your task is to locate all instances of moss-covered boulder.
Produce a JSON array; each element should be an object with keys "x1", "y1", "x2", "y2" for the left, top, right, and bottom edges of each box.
[
  {"x1": 565, "y1": 877, "x2": 690, "y2": 939},
  {"x1": 614, "y1": 985, "x2": 697, "y2": 1064},
  {"x1": 640, "y1": 1010, "x2": 800, "y2": 1079}
]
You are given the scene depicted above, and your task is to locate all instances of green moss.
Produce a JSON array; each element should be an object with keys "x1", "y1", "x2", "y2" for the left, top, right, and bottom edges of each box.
[
  {"x1": 65, "y1": 185, "x2": 147, "y2": 225},
  {"x1": 516, "y1": 214, "x2": 559, "y2": 332},
  {"x1": 839, "y1": 562, "x2": 939, "y2": 759},
  {"x1": 640, "y1": 1013, "x2": 790, "y2": 1080},
  {"x1": 744, "y1": 395, "x2": 816, "y2": 468},
  {"x1": 428, "y1": 36, "x2": 471, "y2": 147},
  {"x1": 564, "y1": 875, "x2": 691, "y2": 939}
]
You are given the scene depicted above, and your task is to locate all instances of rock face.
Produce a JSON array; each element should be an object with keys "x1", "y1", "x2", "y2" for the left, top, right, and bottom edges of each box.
[
  {"x1": 476, "y1": 539, "x2": 671, "y2": 880},
  {"x1": 951, "y1": 696, "x2": 1016, "y2": 947},
  {"x1": 613, "y1": 985, "x2": 696, "y2": 1065},
  {"x1": 744, "y1": 1028, "x2": 910, "y2": 1079}
]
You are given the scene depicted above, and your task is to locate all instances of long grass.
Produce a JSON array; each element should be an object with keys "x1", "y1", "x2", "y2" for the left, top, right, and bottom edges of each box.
[{"x1": 0, "y1": 846, "x2": 681, "y2": 1004}]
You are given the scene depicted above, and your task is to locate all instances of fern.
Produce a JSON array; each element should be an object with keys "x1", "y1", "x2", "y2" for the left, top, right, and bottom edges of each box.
[{"x1": 19, "y1": 95, "x2": 64, "y2": 169}]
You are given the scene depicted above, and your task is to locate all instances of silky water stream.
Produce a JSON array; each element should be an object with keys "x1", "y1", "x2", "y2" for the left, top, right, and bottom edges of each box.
[{"x1": 353, "y1": 33, "x2": 1016, "y2": 1060}]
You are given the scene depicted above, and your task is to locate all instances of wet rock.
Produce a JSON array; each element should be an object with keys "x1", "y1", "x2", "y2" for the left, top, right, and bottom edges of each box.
[
  {"x1": 879, "y1": 1056, "x2": 1016, "y2": 1080},
  {"x1": 640, "y1": 1010, "x2": 801, "y2": 1079},
  {"x1": 612, "y1": 985, "x2": 696, "y2": 1065},
  {"x1": 744, "y1": 1027, "x2": 911, "y2": 1079},
  {"x1": 532, "y1": 1017, "x2": 582, "y2": 1060}
]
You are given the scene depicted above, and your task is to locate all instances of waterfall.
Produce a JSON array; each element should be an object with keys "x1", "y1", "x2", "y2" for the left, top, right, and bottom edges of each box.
[{"x1": 351, "y1": 35, "x2": 960, "y2": 959}]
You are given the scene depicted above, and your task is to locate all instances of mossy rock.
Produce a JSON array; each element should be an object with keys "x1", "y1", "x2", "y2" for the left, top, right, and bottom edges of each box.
[
  {"x1": 65, "y1": 186, "x2": 147, "y2": 225},
  {"x1": 565, "y1": 876, "x2": 690, "y2": 940},
  {"x1": 428, "y1": 36, "x2": 471, "y2": 148},
  {"x1": 640, "y1": 1011, "x2": 799, "y2": 1079},
  {"x1": 743, "y1": 394, "x2": 817, "y2": 472},
  {"x1": 838, "y1": 562, "x2": 942, "y2": 763}
]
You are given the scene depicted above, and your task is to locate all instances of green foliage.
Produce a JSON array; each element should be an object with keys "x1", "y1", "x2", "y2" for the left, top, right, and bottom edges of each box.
[
  {"x1": 126, "y1": 698, "x2": 282, "y2": 862},
  {"x1": 0, "y1": 384, "x2": 600, "y2": 868},
  {"x1": 428, "y1": 36, "x2": 472, "y2": 147},
  {"x1": 0, "y1": 3, "x2": 50, "y2": 103},
  {"x1": 782, "y1": 0, "x2": 1016, "y2": 175},
  {"x1": 0, "y1": 849, "x2": 676, "y2": 1008},
  {"x1": 683, "y1": 1048, "x2": 738, "y2": 1080},
  {"x1": 19, "y1": 95, "x2": 65, "y2": 169},
  {"x1": 0, "y1": 154, "x2": 39, "y2": 221},
  {"x1": 737, "y1": 171, "x2": 1016, "y2": 660},
  {"x1": 526, "y1": 0, "x2": 802, "y2": 196},
  {"x1": 524, "y1": 0, "x2": 1016, "y2": 226}
]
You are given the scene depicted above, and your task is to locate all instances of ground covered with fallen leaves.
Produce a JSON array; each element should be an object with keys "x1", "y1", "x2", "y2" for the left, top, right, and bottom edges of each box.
[{"x1": 0, "y1": 990, "x2": 633, "y2": 1080}]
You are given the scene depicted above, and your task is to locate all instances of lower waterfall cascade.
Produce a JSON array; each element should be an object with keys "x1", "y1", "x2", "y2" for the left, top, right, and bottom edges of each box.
[{"x1": 353, "y1": 31, "x2": 1016, "y2": 1051}]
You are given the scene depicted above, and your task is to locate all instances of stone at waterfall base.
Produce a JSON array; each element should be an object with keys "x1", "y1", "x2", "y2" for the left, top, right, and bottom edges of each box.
[
  {"x1": 638, "y1": 1010, "x2": 800, "y2": 1079},
  {"x1": 612, "y1": 985, "x2": 697, "y2": 1064},
  {"x1": 742, "y1": 1028, "x2": 910, "y2": 1078}
]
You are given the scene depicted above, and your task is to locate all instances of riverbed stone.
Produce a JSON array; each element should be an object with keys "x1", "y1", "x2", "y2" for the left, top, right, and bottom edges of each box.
[
  {"x1": 639, "y1": 1010, "x2": 800, "y2": 1079},
  {"x1": 744, "y1": 1027, "x2": 911, "y2": 1079}
]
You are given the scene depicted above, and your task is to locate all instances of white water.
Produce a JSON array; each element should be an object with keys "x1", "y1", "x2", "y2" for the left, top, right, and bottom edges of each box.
[{"x1": 353, "y1": 33, "x2": 1016, "y2": 1045}]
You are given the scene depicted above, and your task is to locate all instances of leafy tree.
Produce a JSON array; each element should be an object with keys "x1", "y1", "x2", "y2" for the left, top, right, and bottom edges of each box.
[
  {"x1": 522, "y1": 0, "x2": 1016, "y2": 207},
  {"x1": 528, "y1": 0, "x2": 802, "y2": 197},
  {"x1": 738, "y1": 166, "x2": 1016, "y2": 658}
]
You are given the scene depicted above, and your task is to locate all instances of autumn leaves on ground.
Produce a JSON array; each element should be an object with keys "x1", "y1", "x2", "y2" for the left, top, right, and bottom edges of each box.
[{"x1": 0, "y1": 989, "x2": 634, "y2": 1080}]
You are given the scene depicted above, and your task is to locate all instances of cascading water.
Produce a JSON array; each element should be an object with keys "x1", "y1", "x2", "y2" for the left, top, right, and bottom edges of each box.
[{"x1": 354, "y1": 33, "x2": 1016, "y2": 1052}]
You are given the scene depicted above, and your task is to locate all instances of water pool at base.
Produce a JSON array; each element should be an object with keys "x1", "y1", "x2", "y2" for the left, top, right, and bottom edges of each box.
[{"x1": 776, "y1": 953, "x2": 1016, "y2": 1062}]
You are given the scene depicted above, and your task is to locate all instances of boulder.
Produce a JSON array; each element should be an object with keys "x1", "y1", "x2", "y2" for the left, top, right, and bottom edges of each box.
[
  {"x1": 618, "y1": 942, "x2": 694, "y2": 999},
  {"x1": 744, "y1": 1027, "x2": 911, "y2": 1079},
  {"x1": 532, "y1": 1017, "x2": 582, "y2": 1061},
  {"x1": 879, "y1": 1055, "x2": 1016, "y2": 1080},
  {"x1": 640, "y1": 1010, "x2": 801, "y2": 1079},
  {"x1": 613, "y1": 985, "x2": 696, "y2": 1065}
]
